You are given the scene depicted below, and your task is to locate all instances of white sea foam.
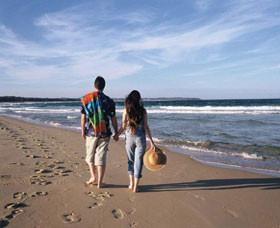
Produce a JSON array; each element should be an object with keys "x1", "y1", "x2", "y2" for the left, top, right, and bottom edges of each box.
[
  {"x1": 159, "y1": 105, "x2": 280, "y2": 111},
  {"x1": 239, "y1": 152, "x2": 264, "y2": 160},
  {"x1": 3, "y1": 104, "x2": 279, "y2": 115},
  {"x1": 67, "y1": 115, "x2": 79, "y2": 119},
  {"x1": 191, "y1": 157, "x2": 280, "y2": 176},
  {"x1": 11, "y1": 108, "x2": 80, "y2": 114},
  {"x1": 48, "y1": 121, "x2": 62, "y2": 126},
  {"x1": 161, "y1": 142, "x2": 265, "y2": 160},
  {"x1": 66, "y1": 126, "x2": 81, "y2": 131},
  {"x1": 116, "y1": 105, "x2": 280, "y2": 114}
]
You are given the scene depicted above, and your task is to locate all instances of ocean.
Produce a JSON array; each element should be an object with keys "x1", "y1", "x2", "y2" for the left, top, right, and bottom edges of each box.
[{"x1": 1, "y1": 98, "x2": 280, "y2": 177}]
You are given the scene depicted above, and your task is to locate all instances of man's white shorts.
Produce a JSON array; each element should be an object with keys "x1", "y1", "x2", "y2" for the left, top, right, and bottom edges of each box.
[{"x1": 85, "y1": 137, "x2": 110, "y2": 166}]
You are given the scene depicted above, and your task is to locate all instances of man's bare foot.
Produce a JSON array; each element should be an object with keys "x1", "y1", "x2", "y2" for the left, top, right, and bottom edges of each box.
[
  {"x1": 133, "y1": 187, "x2": 138, "y2": 193},
  {"x1": 97, "y1": 183, "x2": 106, "y2": 189},
  {"x1": 86, "y1": 177, "x2": 96, "y2": 185}
]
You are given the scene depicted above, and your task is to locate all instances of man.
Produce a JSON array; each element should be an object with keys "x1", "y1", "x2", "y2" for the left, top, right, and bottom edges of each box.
[{"x1": 81, "y1": 76, "x2": 118, "y2": 188}]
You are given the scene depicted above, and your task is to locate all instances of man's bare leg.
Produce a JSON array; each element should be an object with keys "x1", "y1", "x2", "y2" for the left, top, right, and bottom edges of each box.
[
  {"x1": 87, "y1": 164, "x2": 96, "y2": 184},
  {"x1": 128, "y1": 175, "x2": 134, "y2": 190},
  {"x1": 97, "y1": 165, "x2": 106, "y2": 188}
]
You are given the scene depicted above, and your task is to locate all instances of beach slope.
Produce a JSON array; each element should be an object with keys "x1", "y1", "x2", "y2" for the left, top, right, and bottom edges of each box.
[{"x1": 0, "y1": 116, "x2": 279, "y2": 228}]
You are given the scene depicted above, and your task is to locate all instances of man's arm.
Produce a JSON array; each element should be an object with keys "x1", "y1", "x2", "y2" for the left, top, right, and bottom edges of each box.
[
  {"x1": 114, "y1": 109, "x2": 127, "y2": 141},
  {"x1": 81, "y1": 114, "x2": 86, "y2": 139},
  {"x1": 111, "y1": 116, "x2": 118, "y2": 137}
]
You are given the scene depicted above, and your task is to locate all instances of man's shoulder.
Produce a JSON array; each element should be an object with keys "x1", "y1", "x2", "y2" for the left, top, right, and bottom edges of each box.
[{"x1": 101, "y1": 93, "x2": 115, "y2": 104}]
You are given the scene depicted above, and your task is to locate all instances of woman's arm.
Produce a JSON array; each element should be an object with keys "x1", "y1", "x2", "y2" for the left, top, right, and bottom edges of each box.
[
  {"x1": 114, "y1": 109, "x2": 127, "y2": 141},
  {"x1": 144, "y1": 112, "x2": 155, "y2": 148}
]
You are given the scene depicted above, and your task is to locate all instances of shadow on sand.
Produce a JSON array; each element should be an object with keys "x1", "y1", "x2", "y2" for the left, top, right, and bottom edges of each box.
[{"x1": 140, "y1": 178, "x2": 280, "y2": 192}]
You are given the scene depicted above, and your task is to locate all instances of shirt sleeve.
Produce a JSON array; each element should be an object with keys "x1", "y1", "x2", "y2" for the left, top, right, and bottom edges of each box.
[
  {"x1": 109, "y1": 99, "x2": 116, "y2": 117},
  {"x1": 81, "y1": 105, "x2": 86, "y2": 115}
]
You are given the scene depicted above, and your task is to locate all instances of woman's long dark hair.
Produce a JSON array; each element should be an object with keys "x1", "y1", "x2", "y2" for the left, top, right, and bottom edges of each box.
[{"x1": 125, "y1": 90, "x2": 145, "y2": 135}]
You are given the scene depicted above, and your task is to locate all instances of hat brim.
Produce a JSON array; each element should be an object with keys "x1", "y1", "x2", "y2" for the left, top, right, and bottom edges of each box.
[{"x1": 144, "y1": 148, "x2": 167, "y2": 171}]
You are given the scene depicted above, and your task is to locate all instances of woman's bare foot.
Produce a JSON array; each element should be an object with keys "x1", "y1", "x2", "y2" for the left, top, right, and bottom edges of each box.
[{"x1": 128, "y1": 184, "x2": 134, "y2": 190}]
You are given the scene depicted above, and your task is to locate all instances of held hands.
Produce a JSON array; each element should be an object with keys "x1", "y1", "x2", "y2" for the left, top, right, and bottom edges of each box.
[{"x1": 113, "y1": 134, "x2": 119, "y2": 142}]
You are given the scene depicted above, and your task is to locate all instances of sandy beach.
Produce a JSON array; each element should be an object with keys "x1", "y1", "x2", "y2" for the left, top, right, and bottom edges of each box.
[{"x1": 0, "y1": 115, "x2": 279, "y2": 228}]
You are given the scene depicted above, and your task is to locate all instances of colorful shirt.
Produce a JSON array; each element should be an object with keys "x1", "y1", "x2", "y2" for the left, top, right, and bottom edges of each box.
[{"x1": 81, "y1": 91, "x2": 116, "y2": 137}]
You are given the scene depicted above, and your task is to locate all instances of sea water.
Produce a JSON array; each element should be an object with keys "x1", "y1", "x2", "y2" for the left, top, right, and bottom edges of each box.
[{"x1": 1, "y1": 99, "x2": 280, "y2": 176}]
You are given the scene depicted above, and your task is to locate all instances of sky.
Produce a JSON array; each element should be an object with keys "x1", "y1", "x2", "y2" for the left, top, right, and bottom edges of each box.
[{"x1": 0, "y1": 0, "x2": 279, "y2": 99}]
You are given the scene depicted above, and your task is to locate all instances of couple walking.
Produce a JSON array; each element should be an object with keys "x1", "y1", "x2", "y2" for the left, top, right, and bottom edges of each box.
[{"x1": 81, "y1": 76, "x2": 155, "y2": 193}]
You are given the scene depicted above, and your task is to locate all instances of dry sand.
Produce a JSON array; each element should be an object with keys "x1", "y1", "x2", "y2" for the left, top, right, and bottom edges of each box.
[{"x1": 0, "y1": 115, "x2": 279, "y2": 228}]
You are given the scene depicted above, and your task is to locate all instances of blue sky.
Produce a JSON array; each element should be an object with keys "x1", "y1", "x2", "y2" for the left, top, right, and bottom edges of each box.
[{"x1": 0, "y1": 0, "x2": 279, "y2": 99}]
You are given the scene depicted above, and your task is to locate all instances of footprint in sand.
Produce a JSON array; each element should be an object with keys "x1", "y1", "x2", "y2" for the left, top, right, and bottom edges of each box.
[
  {"x1": 58, "y1": 169, "x2": 72, "y2": 174},
  {"x1": 224, "y1": 207, "x2": 238, "y2": 218},
  {"x1": 193, "y1": 194, "x2": 205, "y2": 201},
  {"x1": 13, "y1": 192, "x2": 27, "y2": 201},
  {"x1": 10, "y1": 135, "x2": 19, "y2": 139},
  {"x1": 19, "y1": 145, "x2": 29, "y2": 150},
  {"x1": 55, "y1": 166, "x2": 66, "y2": 170},
  {"x1": 54, "y1": 161, "x2": 64, "y2": 164},
  {"x1": 30, "y1": 176, "x2": 52, "y2": 186},
  {"x1": 30, "y1": 192, "x2": 48, "y2": 197},
  {"x1": 54, "y1": 171, "x2": 69, "y2": 177},
  {"x1": 86, "y1": 192, "x2": 101, "y2": 200},
  {"x1": 100, "y1": 192, "x2": 113, "y2": 198},
  {"x1": 3, "y1": 209, "x2": 24, "y2": 220},
  {"x1": 0, "y1": 218, "x2": 9, "y2": 227},
  {"x1": 0, "y1": 175, "x2": 11, "y2": 180},
  {"x1": 61, "y1": 212, "x2": 81, "y2": 224},
  {"x1": 112, "y1": 209, "x2": 125, "y2": 219},
  {"x1": 86, "y1": 192, "x2": 113, "y2": 201},
  {"x1": 26, "y1": 154, "x2": 41, "y2": 159},
  {"x1": 130, "y1": 222, "x2": 139, "y2": 227},
  {"x1": 127, "y1": 207, "x2": 136, "y2": 215},
  {"x1": 128, "y1": 196, "x2": 135, "y2": 203},
  {"x1": 34, "y1": 169, "x2": 53, "y2": 174},
  {"x1": 10, "y1": 162, "x2": 24, "y2": 166},
  {"x1": 16, "y1": 138, "x2": 25, "y2": 143},
  {"x1": 35, "y1": 161, "x2": 47, "y2": 166},
  {"x1": 88, "y1": 202, "x2": 102, "y2": 209},
  {"x1": 4, "y1": 202, "x2": 28, "y2": 210}
]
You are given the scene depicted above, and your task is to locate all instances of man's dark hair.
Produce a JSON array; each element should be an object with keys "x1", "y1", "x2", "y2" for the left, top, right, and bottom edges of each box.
[{"x1": 94, "y1": 76, "x2": 106, "y2": 91}]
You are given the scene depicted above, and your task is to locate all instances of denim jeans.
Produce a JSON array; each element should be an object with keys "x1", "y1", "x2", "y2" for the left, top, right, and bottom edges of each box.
[{"x1": 125, "y1": 128, "x2": 146, "y2": 178}]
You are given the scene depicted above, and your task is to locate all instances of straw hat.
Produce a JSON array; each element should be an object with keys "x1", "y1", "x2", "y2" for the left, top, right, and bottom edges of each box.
[{"x1": 144, "y1": 147, "x2": 167, "y2": 171}]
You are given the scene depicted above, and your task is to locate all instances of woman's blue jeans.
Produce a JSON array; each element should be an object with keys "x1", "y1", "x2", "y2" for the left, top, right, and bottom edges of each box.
[{"x1": 125, "y1": 131, "x2": 146, "y2": 178}]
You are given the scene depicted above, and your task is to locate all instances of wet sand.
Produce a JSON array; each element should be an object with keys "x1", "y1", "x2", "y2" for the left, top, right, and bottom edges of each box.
[{"x1": 0, "y1": 115, "x2": 279, "y2": 228}]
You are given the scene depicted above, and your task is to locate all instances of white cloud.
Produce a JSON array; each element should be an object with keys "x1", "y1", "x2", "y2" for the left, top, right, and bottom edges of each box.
[
  {"x1": 0, "y1": 0, "x2": 279, "y2": 90},
  {"x1": 8, "y1": 65, "x2": 60, "y2": 81},
  {"x1": 195, "y1": 0, "x2": 210, "y2": 12}
]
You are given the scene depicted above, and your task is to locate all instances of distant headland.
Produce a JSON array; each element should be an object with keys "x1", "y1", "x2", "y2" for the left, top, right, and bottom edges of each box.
[
  {"x1": 0, "y1": 96, "x2": 79, "y2": 103},
  {"x1": 0, "y1": 96, "x2": 201, "y2": 103}
]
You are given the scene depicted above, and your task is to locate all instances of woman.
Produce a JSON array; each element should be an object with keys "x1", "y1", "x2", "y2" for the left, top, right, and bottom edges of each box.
[{"x1": 114, "y1": 90, "x2": 155, "y2": 193}]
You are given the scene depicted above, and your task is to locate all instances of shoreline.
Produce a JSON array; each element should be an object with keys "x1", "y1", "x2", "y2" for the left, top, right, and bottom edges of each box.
[
  {"x1": 2, "y1": 113, "x2": 280, "y2": 178},
  {"x1": 0, "y1": 115, "x2": 280, "y2": 227}
]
